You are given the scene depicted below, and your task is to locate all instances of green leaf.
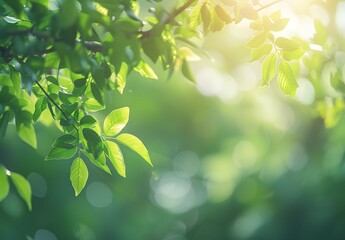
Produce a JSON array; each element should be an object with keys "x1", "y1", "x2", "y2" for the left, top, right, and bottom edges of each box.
[
  {"x1": 105, "y1": 141, "x2": 126, "y2": 177},
  {"x1": 134, "y1": 61, "x2": 158, "y2": 80},
  {"x1": 82, "y1": 150, "x2": 111, "y2": 174},
  {"x1": 58, "y1": 0, "x2": 79, "y2": 29},
  {"x1": 0, "y1": 168, "x2": 9, "y2": 201},
  {"x1": 182, "y1": 60, "x2": 196, "y2": 83},
  {"x1": 281, "y1": 47, "x2": 305, "y2": 61},
  {"x1": 83, "y1": 98, "x2": 105, "y2": 112},
  {"x1": 116, "y1": 133, "x2": 152, "y2": 166},
  {"x1": 247, "y1": 32, "x2": 267, "y2": 49},
  {"x1": 45, "y1": 147, "x2": 77, "y2": 160},
  {"x1": 330, "y1": 69, "x2": 345, "y2": 93},
  {"x1": 278, "y1": 61, "x2": 299, "y2": 96},
  {"x1": 261, "y1": 54, "x2": 278, "y2": 86},
  {"x1": 275, "y1": 37, "x2": 300, "y2": 51},
  {"x1": 82, "y1": 128, "x2": 103, "y2": 159},
  {"x1": 10, "y1": 172, "x2": 32, "y2": 211},
  {"x1": 17, "y1": 123, "x2": 37, "y2": 149},
  {"x1": 52, "y1": 134, "x2": 78, "y2": 148},
  {"x1": 271, "y1": 18, "x2": 289, "y2": 31},
  {"x1": 116, "y1": 62, "x2": 128, "y2": 94},
  {"x1": 70, "y1": 157, "x2": 88, "y2": 196},
  {"x1": 250, "y1": 44, "x2": 272, "y2": 61},
  {"x1": 80, "y1": 115, "x2": 98, "y2": 128},
  {"x1": 0, "y1": 111, "x2": 10, "y2": 138},
  {"x1": 103, "y1": 107, "x2": 130, "y2": 137},
  {"x1": 91, "y1": 83, "x2": 104, "y2": 105}
]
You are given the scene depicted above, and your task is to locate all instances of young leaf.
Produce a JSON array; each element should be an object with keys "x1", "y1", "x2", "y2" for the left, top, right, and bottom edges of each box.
[
  {"x1": 103, "y1": 107, "x2": 129, "y2": 137},
  {"x1": 45, "y1": 147, "x2": 77, "y2": 160},
  {"x1": 275, "y1": 37, "x2": 300, "y2": 51},
  {"x1": 261, "y1": 54, "x2": 278, "y2": 86},
  {"x1": 214, "y1": 4, "x2": 232, "y2": 24},
  {"x1": 82, "y1": 128, "x2": 103, "y2": 159},
  {"x1": 134, "y1": 61, "x2": 158, "y2": 80},
  {"x1": 281, "y1": 47, "x2": 305, "y2": 61},
  {"x1": 247, "y1": 32, "x2": 267, "y2": 49},
  {"x1": 314, "y1": 19, "x2": 327, "y2": 45},
  {"x1": 201, "y1": 3, "x2": 211, "y2": 32},
  {"x1": 17, "y1": 123, "x2": 37, "y2": 149},
  {"x1": 182, "y1": 60, "x2": 196, "y2": 83},
  {"x1": 278, "y1": 61, "x2": 299, "y2": 96},
  {"x1": 91, "y1": 83, "x2": 104, "y2": 105},
  {"x1": 105, "y1": 141, "x2": 126, "y2": 177},
  {"x1": 70, "y1": 157, "x2": 88, "y2": 196},
  {"x1": 82, "y1": 150, "x2": 111, "y2": 175},
  {"x1": 116, "y1": 62, "x2": 128, "y2": 94},
  {"x1": 116, "y1": 133, "x2": 152, "y2": 166},
  {"x1": 0, "y1": 168, "x2": 9, "y2": 201},
  {"x1": 10, "y1": 172, "x2": 32, "y2": 211},
  {"x1": 271, "y1": 18, "x2": 289, "y2": 31},
  {"x1": 250, "y1": 44, "x2": 272, "y2": 61}
]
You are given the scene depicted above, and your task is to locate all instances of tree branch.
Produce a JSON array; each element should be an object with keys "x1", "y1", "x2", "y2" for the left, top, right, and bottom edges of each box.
[{"x1": 257, "y1": 0, "x2": 284, "y2": 11}]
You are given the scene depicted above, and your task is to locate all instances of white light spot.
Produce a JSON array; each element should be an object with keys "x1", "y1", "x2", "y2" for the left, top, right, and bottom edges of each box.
[
  {"x1": 296, "y1": 78, "x2": 315, "y2": 105},
  {"x1": 86, "y1": 182, "x2": 113, "y2": 208}
]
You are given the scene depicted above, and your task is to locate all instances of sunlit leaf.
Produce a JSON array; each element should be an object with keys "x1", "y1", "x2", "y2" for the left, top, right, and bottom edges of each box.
[
  {"x1": 275, "y1": 37, "x2": 300, "y2": 51},
  {"x1": 214, "y1": 4, "x2": 232, "y2": 24},
  {"x1": 17, "y1": 123, "x2": 37, "y2": 149},
  {"x1": 116, "y1": 133, "x2": 152, "y2": 166},
  {"x1": 247, "y1": 32, "x2": 266, "y2": 49},
  {"x1": 250, "y1": 44, "x2": 272, "y2": 61},
  {"x1": 10, "y1": 172, "x2": 32, "y2": 211},
  {"x1": 105, "y1": 141, "x2": 126, "y2": 177},
  {"x1": 261, "y1": 54, "x2": 278, "y2": 86},
  {"x1": 103, "y1": 107, "x2": 129, "y2": 137},
  {"x1": 278, "y1": 61, "x2": 299, "y2": 96},
  {"x1": 134, "y1": 61, "x2": 158, "y2": 80},
  {"x1": 70, "y1": 157, "x2": 88, "y2": 196}
]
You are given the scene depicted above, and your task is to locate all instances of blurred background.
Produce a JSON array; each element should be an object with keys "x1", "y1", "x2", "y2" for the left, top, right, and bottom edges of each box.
[{"x1": 2, "y1": 0, "x2": 345, "y2": 239}]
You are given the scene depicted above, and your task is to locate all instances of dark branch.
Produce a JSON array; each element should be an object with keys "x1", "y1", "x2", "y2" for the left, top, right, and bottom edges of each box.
[{"x1": 35, "y1": 80, "x2": 78, "y2": 131}]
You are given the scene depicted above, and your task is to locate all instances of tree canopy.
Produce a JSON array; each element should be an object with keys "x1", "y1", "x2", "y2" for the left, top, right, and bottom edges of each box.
[{"x1": 1, "y1": 0, "x2": 345, "y2": 232}]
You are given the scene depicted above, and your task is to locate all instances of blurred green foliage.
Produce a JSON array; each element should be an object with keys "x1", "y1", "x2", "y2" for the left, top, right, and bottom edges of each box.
[{"x1": 2, "y1": 0, "x2": 345, "y2": 239}]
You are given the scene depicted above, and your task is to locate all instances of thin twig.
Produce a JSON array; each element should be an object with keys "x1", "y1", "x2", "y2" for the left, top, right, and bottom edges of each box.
[
  {"x1": 35, "y1": 80, "x2": 78, "y2": 131},
  {"x1": 257, "y1": 0, "x2": 284, "y2": 11}
]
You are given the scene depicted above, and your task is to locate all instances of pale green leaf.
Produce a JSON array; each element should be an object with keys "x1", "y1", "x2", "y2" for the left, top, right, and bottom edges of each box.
[
  {"x1": 281, "y1": 47, "x2": 305, "y2": 61},
  {"x1": 10, "y1": 172, "x2": 32, "y2": 211},
  {"x1": 278, "y1": 61, "x2": 299, "y2": 96},
  {"x1": 70, "y1": 157, "x2": 88, "y2": 196},
  {"x1": 134, "y1": 61, "x2": 158, "y2": 80},
  {"x1": 116, "y1": 133, "x2": 152, "y2": 166},
  {"x1": 250, "y1": 44, "x2": 272, "y2": 61},
  {"x1": 182, "y1": 60, "x2": 196, "y2": 83},
  {"x1": 0, "y1": 168, "x2": 9, "y2": 201},
  {"x1": 103, "y1": 107, "x2": 129, "y2": 137},
  {"x1": 247, "y1": 32, "x2": 267, "y2": 49},
  {"x1": 17, "y1": 124, "x2": 37, "y2": 149},
  {"x1": 275, "y1": 37, "x2": 300, "y2": 51},
  {"x1": 271, "y1": 18, "x2": 289, "y2": 31},
  {"x1": 105, "y1": 141, "x2": 126, "y2": 177},
  {"x1": 261, "y1": 54, "x2": 278, "y2": 86}
]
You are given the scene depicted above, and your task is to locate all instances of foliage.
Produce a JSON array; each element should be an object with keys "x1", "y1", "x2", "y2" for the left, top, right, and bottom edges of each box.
[{"x1": 0, "y1": 0, "x2": 343, "y2": 213}]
